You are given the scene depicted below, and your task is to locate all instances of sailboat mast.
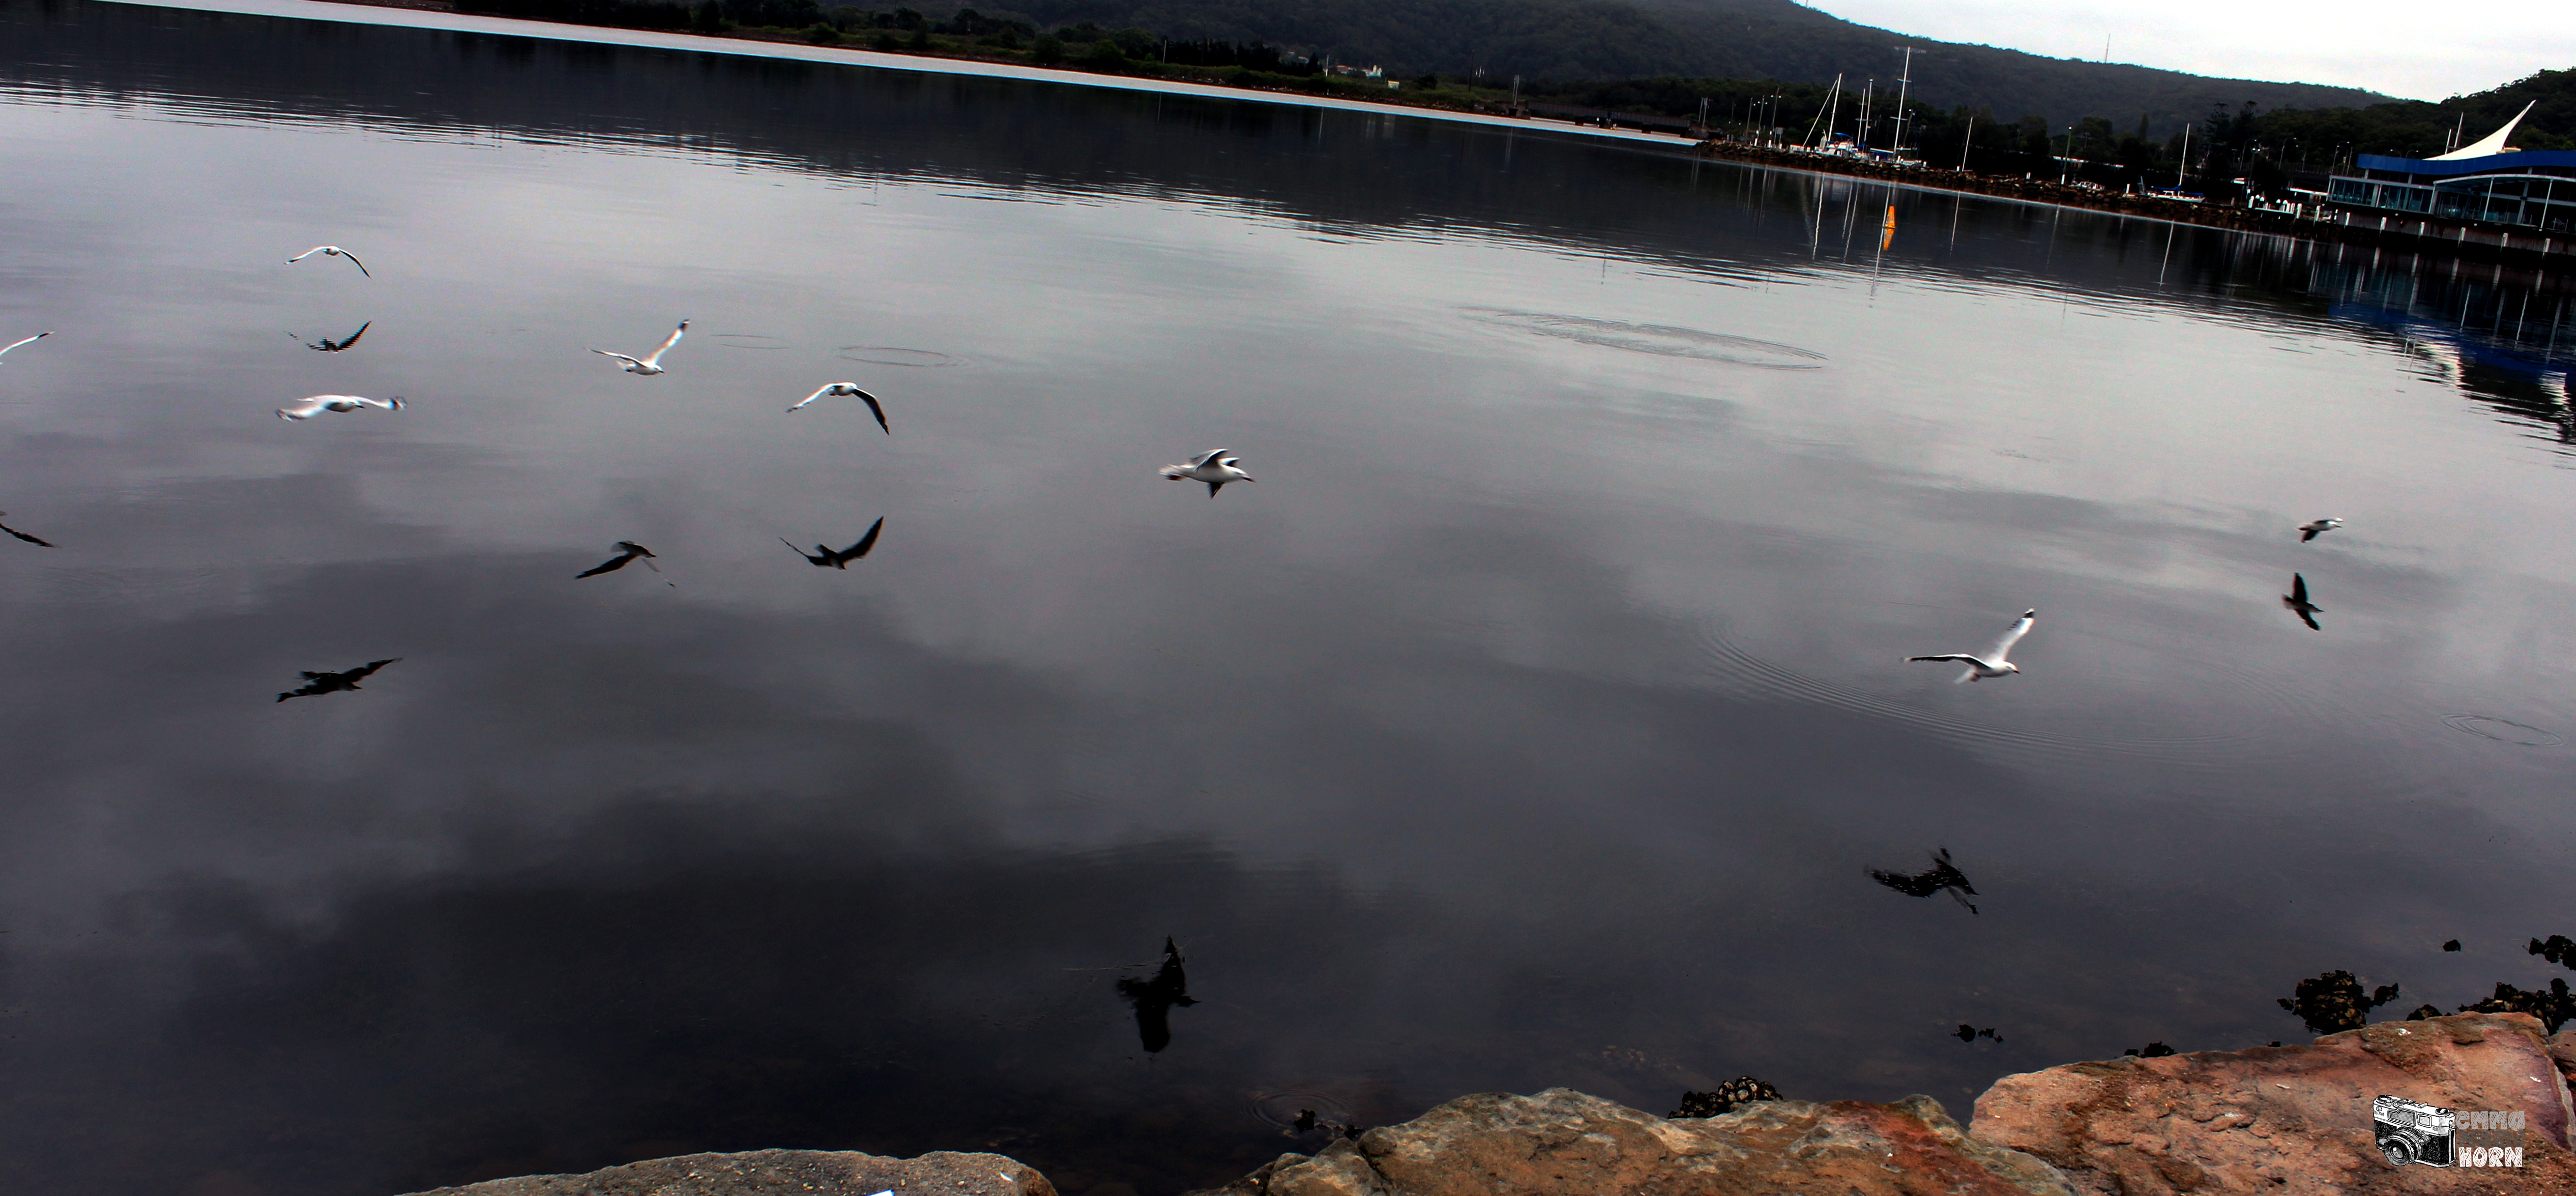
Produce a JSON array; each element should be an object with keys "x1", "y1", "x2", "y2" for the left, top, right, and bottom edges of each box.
[
  {"x1": 1892, "y1": 47, "x2": 1914, "y2": 154},
  {"x1": 1810, "y1": 73, "x2": 1843, "y2": 149}
]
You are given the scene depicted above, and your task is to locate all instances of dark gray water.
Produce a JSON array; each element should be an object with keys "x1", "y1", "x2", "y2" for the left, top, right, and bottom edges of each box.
[{"x1": 3, "y1": 3, "x2": 2575, "y2": 1193}]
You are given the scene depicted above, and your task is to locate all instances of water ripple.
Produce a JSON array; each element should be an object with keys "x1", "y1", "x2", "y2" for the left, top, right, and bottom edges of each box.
[{"x1": 1460, "y1": 308, "x2": 1827, "y2": 370}]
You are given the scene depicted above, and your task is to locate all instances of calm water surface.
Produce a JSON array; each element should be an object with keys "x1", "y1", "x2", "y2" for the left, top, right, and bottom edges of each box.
[{"x1": 4, "y1": 4, "x2": 2575, "y2": 1192}]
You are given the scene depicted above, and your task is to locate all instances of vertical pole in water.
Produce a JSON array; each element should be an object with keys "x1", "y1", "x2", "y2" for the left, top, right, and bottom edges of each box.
[
  {"x1": 2176, "y1": 123, "x2": 2190, "y2": 192},
  {"x1": 1959, "y1": 115, "x2": 1974, "y2": 171}
]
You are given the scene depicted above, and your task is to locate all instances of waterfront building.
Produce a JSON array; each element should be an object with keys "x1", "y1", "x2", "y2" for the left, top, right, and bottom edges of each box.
[{"x1": 2327, "y1": 102, "x2": 2576, "y2": 232}]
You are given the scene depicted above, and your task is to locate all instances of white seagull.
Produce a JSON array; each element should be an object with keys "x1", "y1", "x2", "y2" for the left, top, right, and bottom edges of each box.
[
  {"x1": 0, "y1": 332, "x2": 50, "y2": 362},
  {"x1": 2298, "y1": 518, "x2": 2343, "y2": 543},
  {"x1": 285, "y1": 245, "x2": 370, "y2": 277},
  {"x1": 1908, "y1": 609, "x2": 2037, "y2": 683},
  {"x1": 277, "y1": 394, "x2": 403, "y2": 421},
  {"x1": 788, "y1": 382, "x2": 889, "y2": 432},
  {"x1": 1160, "y1": 449, "x2": 1255, "y2": 497},
  {"x1": 591, "y1": 320, "x2": 688, "y2": 375}
]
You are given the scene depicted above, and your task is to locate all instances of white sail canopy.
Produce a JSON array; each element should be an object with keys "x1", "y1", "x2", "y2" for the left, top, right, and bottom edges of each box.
[{"x1": 2429, "y1": 100, "x2": 2535, "y2": 161}]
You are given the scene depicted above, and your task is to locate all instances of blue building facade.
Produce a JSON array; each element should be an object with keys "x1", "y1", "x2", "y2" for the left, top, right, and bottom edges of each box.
[{"x1": 2328, "y1": 149, "x2": 2576, "y2": 232}]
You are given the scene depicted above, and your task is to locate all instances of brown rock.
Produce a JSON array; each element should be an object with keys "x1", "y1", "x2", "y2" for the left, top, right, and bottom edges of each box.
[
  {"x1": 2551, "y1": 1028, "x2": 2576, "y2": 1079},
  {"x1": 398, "y1": 1148, "x2": 1056, "y2": 1196},
  {"x1": 1183, "y1": 1086, "x2": 2073, "y2": 1195},
  {"x1": 1973, "y1": 1012, "x2": 2576, "y2": 1195}
]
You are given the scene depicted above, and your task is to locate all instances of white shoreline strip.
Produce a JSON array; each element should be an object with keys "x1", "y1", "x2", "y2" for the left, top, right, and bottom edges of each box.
[{"x1": 94, "y1": 0, "x2": 1701, "y2": 150}]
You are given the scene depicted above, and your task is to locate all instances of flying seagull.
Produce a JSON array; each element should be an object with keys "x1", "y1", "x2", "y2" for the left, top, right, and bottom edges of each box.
[
  {"x1": 591, "y1": 319, "x2": 688, "y2": 375},
  {"x1": 2298, "y1": 518, "x2": 2342, "y2": 543},
  {"x1": 1159, "y1": 449, "x2": 1255, "y2": 497},
  {"x1": 576, "y1": 541, "x2": 667, "y2": 579},
  {"x1": 0, "y1": 512, "x2": 54, "y2": 547},
  {"x1": 1870, "y1": 847, "x2": 1979, "y2": 914},
  {"x1": 277, "y1": 657, "x2": 400, "y2": 702},
  {"x1": 2281, "y1": 573, "x2": 2323, "y2": 631},
  {"x1": 780, "y1": 517, "x2": 884, "y2": 569},
  {"x1": 1907, "y1": 608, "x2": 2036, "y2": 683},
  {"x1": 788, "y1": 382, "x2": 889, "y2": 431},
  {"x1": 285, "y1": 245, "x2": 370, "y2": 277},
  {"x1": 0, "y1": 332, "x2": 50, "y2": 362},
  {"x1": 288, "y1": 320, "x2": 370, "y2": 352},
  {"x1": 277, "y1": 394, "x2": 402, "y2": 421}
]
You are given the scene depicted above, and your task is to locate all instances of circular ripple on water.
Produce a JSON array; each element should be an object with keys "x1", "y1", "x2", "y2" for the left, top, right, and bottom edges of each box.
[
  {"x1": 2442, "y1": 714, "x2": 2564, "y2": 746},
  {"x1": 1459, "y1": 308, "x2": 1827, "y2": 370},
  {"x1": 1249, "y1": 1089, "x2": 1356, "y2": 1135},
  {"x1": 705, "y1": 334, "x2": 792, "y2": 350},
  {"x1": 835, "y1": 346, "x2": 965, "y2": 367}
]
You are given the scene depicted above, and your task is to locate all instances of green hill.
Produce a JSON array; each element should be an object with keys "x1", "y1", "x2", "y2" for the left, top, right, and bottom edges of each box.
[{"x1": 992, "y1": 0, "x2": 2392, "y2": 129}]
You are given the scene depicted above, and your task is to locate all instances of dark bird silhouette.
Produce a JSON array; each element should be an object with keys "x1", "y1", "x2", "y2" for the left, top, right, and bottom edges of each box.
[
  {"x1": 288, "y1": 320, "x2": 371, "y2": 352},
  {"x1": 780, "y1": 517, "x2": 884, "y2": 569},
  {"x1": 577, "y1": 541, "x2": 664, "y2": 580},
  {"x1": 1953, "y1": 1024, "x2": 2003, "y2": 1042},
  {"x1": 1870, "y1": 847, "x2": 1979, "y2": 914},
  {"x1": 1115, "y1": 936, "x2": 1198, "y2": 1053},
  {"x1": 2443, "y1": 939, "x2": 2463, "y2": 952},
  {"x1": 0, "y1": 512, "x2": 54, "y2": 547},
  {"x1": 277, "y1": 657, "x2": 399, "y2": 702},
  {"x1": 2281, "y1": 573, "x2": 2323, "y2": 631}
]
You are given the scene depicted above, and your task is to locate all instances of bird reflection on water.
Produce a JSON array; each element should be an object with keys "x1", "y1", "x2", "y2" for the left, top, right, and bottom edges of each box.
[
  {"x1": 1115, "y1": 937, "x2": 1198, "y2": 1053},
  {"x1": 287, "y1": 320, "x2": 370, "y2": 352},
  {"x1": 779, "y1": 518, "x2": 885, "y2": 569},
  {"x1": 2281, "y1": 573, "x2": 2323, "y2": 631},
  {"x1": 1869, "y1": 847, "x2": 1980, "y2": 914},
  {"x1": 276, "y1": 657, "x2": 400, "y2": 702}
]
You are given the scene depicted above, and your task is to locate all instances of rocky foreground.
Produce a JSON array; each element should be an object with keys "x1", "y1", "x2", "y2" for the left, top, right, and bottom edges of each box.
[{"x1": 407, "y1": 1012, "x2": 2576, "y2": 1196}]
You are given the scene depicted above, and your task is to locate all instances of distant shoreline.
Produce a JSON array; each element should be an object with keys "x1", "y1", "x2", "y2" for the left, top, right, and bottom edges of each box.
[{"x1": 94, "y1": 0, "x2": 1702, "y2": 153}]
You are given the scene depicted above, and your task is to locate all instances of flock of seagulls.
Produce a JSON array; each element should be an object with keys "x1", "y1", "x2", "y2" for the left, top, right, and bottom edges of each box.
[
  {"x1": 0, "y1": 241, "x2": 2360, "y2": 712},
  {"x1": 1901, "y1": 515, "x2": 2351, "y2": 681}
]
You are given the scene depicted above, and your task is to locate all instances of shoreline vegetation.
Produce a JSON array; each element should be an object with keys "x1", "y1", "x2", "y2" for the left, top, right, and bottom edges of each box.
[{"x1": 171, "y1": 0, "x2": 2576, "y2": 269}]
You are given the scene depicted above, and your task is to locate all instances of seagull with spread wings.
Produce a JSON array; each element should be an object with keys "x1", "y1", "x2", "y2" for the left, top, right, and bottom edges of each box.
[
  {"x1": 1907, "y1": 608, "x2": 2036, "y2": 683},
  {"x1": 286, "y1": 245, "x2": 370, "y2": 277},
  {"x1": 591, "y1": 319, "x2": 688, "y2": 375},
  {"x1": 288, "y1": 320, "x2": 370, "y2": 352},
  {"x1": 277, "y1": 394, "x2": 402, "y2": 421},
  {"x1": 788, "y1": 382, "x2": 889, "y2": 432},
  {"x1": 0, "y1": 332, "x2": 50, "y2": 363},
  {"x1": 1159, "y1": 449, "x2": 1255, "y2": 497},
  {"x1": 2282, "y1": 573, "x2": 2323, "y2": 631},
  {"x1": 0, "y1": 512, "x2": 54, "y2": 547},
  {"x1": 2298, "y1": 518, "x2": 2342, "y2": 543},
  {"x1": 277, "y1": 658, "x2": 400, "y2": 702},
  {"x1": 781, "y1": 517, "x2": 884, "y2": 569}
]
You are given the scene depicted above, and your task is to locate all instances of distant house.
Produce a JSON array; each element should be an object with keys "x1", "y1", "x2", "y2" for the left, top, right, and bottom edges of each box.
[{"x1": 2329, "y1": 103, "x2": 2576, "y2": 232}]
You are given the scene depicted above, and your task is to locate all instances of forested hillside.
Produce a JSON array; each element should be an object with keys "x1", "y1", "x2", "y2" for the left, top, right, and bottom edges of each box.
[{"x1": 993, "y1": 0, "x2": 2389, "y2": 129}]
